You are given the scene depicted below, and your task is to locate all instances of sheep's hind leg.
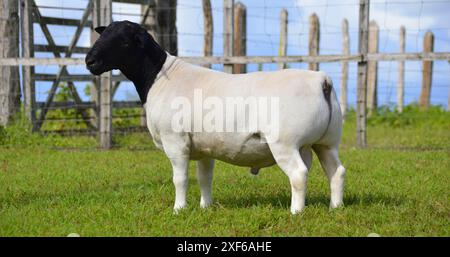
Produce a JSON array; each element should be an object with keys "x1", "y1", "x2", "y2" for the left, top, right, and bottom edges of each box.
[
  {"x1": 197, "y1": 158, "x2": 214, "y2": 208},
  {"x1": 269, "y1": 143, "x2": 309, "y2": 214},
  {"x1": 313, "y1": 145, "x2": 346, "y2": 209}
]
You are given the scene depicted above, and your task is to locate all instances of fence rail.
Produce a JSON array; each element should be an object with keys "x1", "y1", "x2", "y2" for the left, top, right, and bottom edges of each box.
[{"x1": 1, "y1": 52, "x2": 450, "y2": 66}]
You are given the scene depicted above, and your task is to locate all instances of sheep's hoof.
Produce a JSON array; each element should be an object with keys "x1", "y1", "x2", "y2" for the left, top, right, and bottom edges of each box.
[
  {"x1": 250, "y1": 167, "x2": 260, "y2": 175},
  {"x1": 200, "y1": 200, "x2": 212, "y2": 209},
  {"x1": 329, "y1": 202, "x2": 344, "y2": 210},
  {"x1": 173, "y1": 205, "x2": 186, "y2": 214},
  {"x1": 290, "y1": 207, "x2": 305, "y2": 215}
]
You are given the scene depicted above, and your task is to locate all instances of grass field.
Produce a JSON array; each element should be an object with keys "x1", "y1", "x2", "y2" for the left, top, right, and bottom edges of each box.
[{"x1": 0, "y1": 105, "x2": 449, "y2": 236}]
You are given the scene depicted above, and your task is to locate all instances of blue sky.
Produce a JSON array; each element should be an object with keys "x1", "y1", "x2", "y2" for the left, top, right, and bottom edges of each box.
[{"x1": 33, "y1": 0, "x2": 450, "y2": 108}]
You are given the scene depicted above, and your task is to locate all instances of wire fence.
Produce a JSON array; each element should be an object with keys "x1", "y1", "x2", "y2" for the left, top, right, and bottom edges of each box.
[{"x1": 0, "y1": 0, "x2": 449, "y2": 149}]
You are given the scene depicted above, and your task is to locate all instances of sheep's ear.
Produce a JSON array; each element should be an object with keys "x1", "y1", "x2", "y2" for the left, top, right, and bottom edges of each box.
[{"x1": 94, "y1": 26, "x2": 107, "y2": 34}]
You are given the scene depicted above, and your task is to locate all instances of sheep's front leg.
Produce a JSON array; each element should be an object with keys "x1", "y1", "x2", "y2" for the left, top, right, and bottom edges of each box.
[
  {"x1": 169, "y1": 156, "x2": 189, "y2": 212},
  {"x1": 161, "y1": 134, "x2": 191, "y2": 213},
  {"x1": 197, "y1": 159, "x2": 214, "y2": 208}
]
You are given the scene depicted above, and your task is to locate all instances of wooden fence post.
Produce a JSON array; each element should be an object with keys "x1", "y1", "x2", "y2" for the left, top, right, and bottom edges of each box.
[
  {"x1": 340, "y1": 18, "x2": 349, "y2": 119},
  {"x1": 202, "y1": 0, "x2": 213, "y2": 68},
  {"x1": 367, "y1": 20, "x2": 378, "y2": 115},
  {"x1": 139, "y1": 0, "x2": 177, "y2": 54},
  {"x1": 397, "y1": 26, "x2": 405, "y2": 113},
  {"x1": 98, "y1": 0, "x2": 112, "y2": 149},
  {"x1": 420, "y1": 31, "x2": 434, "y2": 110},
  {"x1": 0, "y1": 0, "x2": 20, "y2": 126},
  {"x1": 233, "y1": 2, "x2": 246, "y2": 74},
  {"x1": 91, "y1": 0, "x2": 100, "y2": 129},
  {"x1": 357, "y1": 0, "x2": 369, "y2": 148},
  {"x1": 155, "y1": 0, "x2": 177, "y2": 55},
  {"x1": 19, "y1": 0, "x2": 35, "y2": 125},
  {"x1": 279, "y1": 9, "x2": 288, "y2": 70},
  {"x1": 308, "y1": 13, "x2": 319, "y2": 71},
  {"x1": 139, "y1": 0, "x2": 157, "y2": 127},
  {"x1": 223, "y1": 0, "x2": 234, "y2": 74},
  {"x1": 141, "y1": 0, "x2": 156, "y2": 38}
]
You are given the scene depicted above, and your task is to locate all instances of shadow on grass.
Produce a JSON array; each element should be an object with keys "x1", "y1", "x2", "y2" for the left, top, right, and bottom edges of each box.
[
  {"x1": 217, "y1": 191, "x2": 406, "y2": 209},
  {"x1": 1, "y1": 180, "x2": 405, "y2": 211}
]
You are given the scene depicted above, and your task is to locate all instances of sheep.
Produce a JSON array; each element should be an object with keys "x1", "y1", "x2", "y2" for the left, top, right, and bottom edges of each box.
[{"x1": 85, "y1": 21, "x2": 346, "y2": 214}]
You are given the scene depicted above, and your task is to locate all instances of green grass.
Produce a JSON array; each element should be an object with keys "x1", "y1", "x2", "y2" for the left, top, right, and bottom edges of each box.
[{"x1": 0, "y1": 105, "x2": 449, "y2": 236}]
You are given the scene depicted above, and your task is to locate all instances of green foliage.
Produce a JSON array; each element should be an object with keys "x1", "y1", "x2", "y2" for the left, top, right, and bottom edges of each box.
[
  {"x1": 113, "y1": 108, "x2": 142, "y2": 127},
  {"x1": 0, "y1": 111, "x2": 42, "y2": 146},
  {"x1": 367, "y1": 103, "x2": 450, "y2": 128},
  {"x1": 42, "y1": 83, "x2": 87, "y2": 131},
  {"x1": 84, "y1": 83, "x2": 92, "y2": 97},
  {"x1": 0, "y1": 126, "x2": 6, "y2": 145},
  {"x1": 39, "y1": 83, "x2": 143, "y2": 131},
  {"x1": 0, "y1": 111, "x2": 96, "y2": 147},
  {"x1": 1, "y1": 103, "x2": 448, "y2": 149},
  {"x1": 341, "y1": 104, "x2": 450, "y2": 149}
]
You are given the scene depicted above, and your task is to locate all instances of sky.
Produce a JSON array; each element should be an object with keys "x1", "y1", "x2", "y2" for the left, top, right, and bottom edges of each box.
[{"x1": 33, "y1": 0, "x2": 450, "y2": 108}]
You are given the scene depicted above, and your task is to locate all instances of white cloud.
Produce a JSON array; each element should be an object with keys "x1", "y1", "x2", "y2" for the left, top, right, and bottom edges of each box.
[
  {"x1": 370, "y1": 4, "x2": 436, "y2": 32},
  {"x1": 293, "y1": 0, "x2": 448, "y2": 53},
  {"x1": 295, "y1": 0, "x2": 438, "y2": 30}
]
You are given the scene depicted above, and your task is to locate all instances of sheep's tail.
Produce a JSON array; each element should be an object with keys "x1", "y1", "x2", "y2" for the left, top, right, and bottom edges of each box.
[
  {"x1": 322, "y1": 75, "x2": 333, "y2": 131},
  {"x1": 315, "y1": 75, "x2": 334, "y2": 144}
]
